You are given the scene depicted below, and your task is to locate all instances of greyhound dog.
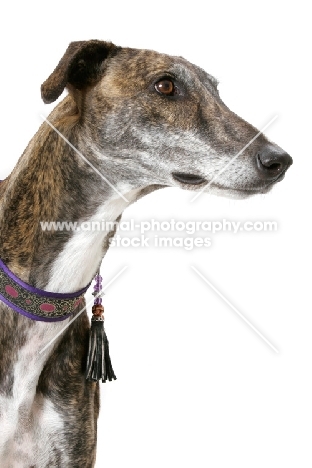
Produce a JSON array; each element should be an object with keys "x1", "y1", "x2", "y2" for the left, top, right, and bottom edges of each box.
[{"x1": 0, "y1": 40, "x2": 292, "y2": 467}]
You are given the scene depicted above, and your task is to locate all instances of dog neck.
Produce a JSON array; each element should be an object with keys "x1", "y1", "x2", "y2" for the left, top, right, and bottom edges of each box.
[{"x1": 0, "y1": 96, "x2": 159, "y2": 294}]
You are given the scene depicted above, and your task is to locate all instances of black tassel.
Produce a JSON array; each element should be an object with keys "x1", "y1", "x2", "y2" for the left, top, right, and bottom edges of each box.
[
  {"x1": 86, "y1": 272, "x2": 116, "y2": 383},
  {"x1": 86, "y1": 309, "x2": 117, "y2": 383}
]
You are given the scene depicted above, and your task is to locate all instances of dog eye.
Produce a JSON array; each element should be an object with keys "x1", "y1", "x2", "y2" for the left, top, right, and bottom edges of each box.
[{"x1": 155, "y1": 79, "x2": 176, "y2": 96}]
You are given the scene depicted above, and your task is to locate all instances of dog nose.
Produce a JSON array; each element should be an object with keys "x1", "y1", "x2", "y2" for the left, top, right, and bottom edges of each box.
[{"x1": 256, "y1": 144, "x2": 293, "y2": 180}]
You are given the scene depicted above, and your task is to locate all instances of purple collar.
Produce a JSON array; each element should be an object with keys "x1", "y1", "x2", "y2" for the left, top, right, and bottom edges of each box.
[{"x1": 0, "y1": 258, "x2": 89, "y2": 322}]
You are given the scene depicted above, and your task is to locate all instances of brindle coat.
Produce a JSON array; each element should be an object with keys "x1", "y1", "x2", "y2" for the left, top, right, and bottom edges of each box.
[{"x1": 0, "y1": 40, "x2": 292, "y2": 467}]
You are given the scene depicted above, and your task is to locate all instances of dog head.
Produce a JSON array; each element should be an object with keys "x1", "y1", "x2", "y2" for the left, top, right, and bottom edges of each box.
[{"x1": 41, "y1": 40, "x2": 292, "y2": 199}]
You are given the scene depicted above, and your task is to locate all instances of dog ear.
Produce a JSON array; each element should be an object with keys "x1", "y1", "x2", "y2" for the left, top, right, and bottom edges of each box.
[{"x1": 41, "y1": 40, "x2": 118, "y2": 104}]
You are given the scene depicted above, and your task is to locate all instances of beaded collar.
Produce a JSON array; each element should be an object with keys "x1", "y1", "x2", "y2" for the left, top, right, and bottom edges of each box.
[{"x1": 0, "y1": 258, "x2": 89, "y2": 322}]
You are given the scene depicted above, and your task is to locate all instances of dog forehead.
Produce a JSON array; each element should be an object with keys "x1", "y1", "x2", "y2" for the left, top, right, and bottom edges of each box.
[
  {"x1": 112, "y1": 48, "x2": 172, "y2": 74},
  {"x1": 100, "y1": 47, "x2": 217, "y2": 95}
]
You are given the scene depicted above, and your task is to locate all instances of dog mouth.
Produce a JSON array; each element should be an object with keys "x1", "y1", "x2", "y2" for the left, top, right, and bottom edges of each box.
[
  {"x1": 171, "y1": 171, "x2": 286, "y2": 194},
  {"x1": 172, "y1": 172, "x2": 207, "y2": 186}
]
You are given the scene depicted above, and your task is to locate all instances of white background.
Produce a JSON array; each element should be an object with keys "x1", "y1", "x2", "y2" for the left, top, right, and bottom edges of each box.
[{"x1": 0, "y1": 1, "x2": 310, "y2": 467}]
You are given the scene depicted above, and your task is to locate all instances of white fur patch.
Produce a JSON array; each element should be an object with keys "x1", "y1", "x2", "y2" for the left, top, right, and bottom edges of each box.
[
  {"x1": 45, "y1": 188, "x2": 141, "y2": 293},
  {"x1": 0, "y1": 321, "x2": 70, "y2": 467}
]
